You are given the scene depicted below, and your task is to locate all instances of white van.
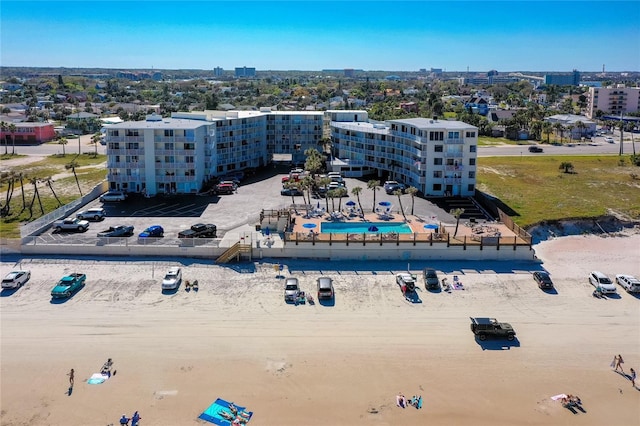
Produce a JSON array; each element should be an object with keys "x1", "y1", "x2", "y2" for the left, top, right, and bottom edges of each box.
[{"x1": 615, "y1": 274, "x2": 640, "y2": 293}]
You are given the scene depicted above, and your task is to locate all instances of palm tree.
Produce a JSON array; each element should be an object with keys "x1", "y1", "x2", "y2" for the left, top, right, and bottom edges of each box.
[
  {"x1": 542, "y1": 121, "x2": 553, "y2": 144},
  {"x1": 351, "y1": 186, "x2": 364, "y2": 218},
  {"x1": 0, "y1": 171, "x2": 16, "y2": 217},
  {"x1": 283, "y1": 180, "x2": 299, "y2": 208},
  {"x1": 90, "y1": 132, "x2": 102, "y2": 157},
  {"x1": 69, "y1": 162, "x2": 83, "y2": 196},
  {"x1": 575, "y1": 120, "x2": 586, "y2": 140},
  {"x1": 450, "y1": 208, "x2": 465, "y2": 237},
  {"x1": 553, "y1": 122, "x2": 565, "y2": 144},
  {"x1": 559, "y1": 162, "x2": 574, "y2": 173},
  {"x1": 303, "y1": 148, "x2": 324, "y2": 177},
  {"x1": 367, "y1": 179, "x2": 380, "y2": 213},
  {"x1": 566, "y1": 124, "x2": 575, "y2": 144},
  {"x1": 58, "y1": 136, "x2": 68, "y2": 156},
  {"x1": 393, "y1": 189, "x2": 407, "y2": 221},
  {"x1": 405, "y1": 186, "x2": 419, "y2": 215},
  {"x1": 317, "y1": 176, "x2": 332, "y2": 212},
  {"x1": 0, "y1": 121, "x2": 8, "y2": 155},
  {"x1": 8, "y1": 123, "x2": 17, "y2": 155},
  {"x1": 336, "y1": 187, "x2": 347, "y2": 211},
  {"x1": 44, "y1": 177, "x2": 63, "y2": 207}
]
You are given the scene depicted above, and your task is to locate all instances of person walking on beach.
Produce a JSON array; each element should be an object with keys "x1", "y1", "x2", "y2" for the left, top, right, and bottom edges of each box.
[
  {"x1": 614, "y1": 354, "x2": 625, "y2": 373},
  {"x1": 630, "y1": 368, "x2": 636, "y2": 388},
  {"x1": 67, "y1": 369, "x2": 75, "y2": 387}
]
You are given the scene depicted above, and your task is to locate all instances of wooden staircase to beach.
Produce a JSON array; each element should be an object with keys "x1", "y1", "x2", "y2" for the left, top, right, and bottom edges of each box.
[{"x1": 215, "y1": 242, "x2": 252, "y2": 264}]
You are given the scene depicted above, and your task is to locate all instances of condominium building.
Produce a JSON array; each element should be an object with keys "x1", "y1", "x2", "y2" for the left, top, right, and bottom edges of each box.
[
  {"x1": 587, "y1": 86, "x2": 640, "y2": 119},
  {"x1": 105, "y1": 110, "x2": 478, "y2": 197},
  {"x1": 328, "y1": 111, "x2": 478, "y2": 197}
]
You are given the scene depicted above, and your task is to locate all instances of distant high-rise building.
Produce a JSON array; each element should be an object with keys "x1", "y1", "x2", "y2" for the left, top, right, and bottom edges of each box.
[
  {"x1": 430, "y1": 68, "x2": 443, "y2": 74},
  {"x1": 587, "y1": 85, "x2": 640, "y2": 118},
  {"x1": 544, "y1": 70, "x2": 580, "y2": 86},
  {"x1": 235, "y1": 67, "x2": 256, "y2": 78},
  {"x1": 213, "y1": 67, "x2": 224, "y2": 77},
  {"x1": 344, "y1": 69, "x2": 355, "y2": 78}
]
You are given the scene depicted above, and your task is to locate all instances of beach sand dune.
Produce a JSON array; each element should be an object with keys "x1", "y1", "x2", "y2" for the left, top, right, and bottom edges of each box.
[{"x1": 1, "y1": 234, "x2": 639, "y2": 425}]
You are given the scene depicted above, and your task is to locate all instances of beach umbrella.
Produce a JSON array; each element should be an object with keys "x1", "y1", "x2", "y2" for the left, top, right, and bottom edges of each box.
[
  {"x1": 379, "y1": 201, "x2": 391, "y2": 207},
  {"x1": 317, "y1": 201, "x2": 320, "y2": 209},
  {"x1": 346, "y1": 200, "x2": 356, "y2": 206},
  {"x1": 264, "y1": 226, "x2": 270, "y2": 236},
  {"x1": 303, "y1": 223, "x2": 317, "y2": 229},
  {"x1": 368, "y1": 225, "x2": 379, "y2": 232}
]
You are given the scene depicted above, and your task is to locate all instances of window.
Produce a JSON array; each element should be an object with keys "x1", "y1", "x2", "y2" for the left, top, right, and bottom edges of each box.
[
  {"x1": 433, "y1": 171, "x2": 442, "y2": 178},
  {"x1": 466, "y1": 131, "x2": 476, "y2": 138},
  {"x1": 433, "y1": 158, "x2": 443, "y2": 165},
  {"x1": 469, "y1": 158, "x2": 476, "y2": 166},
  {"x1": 164, "y1": 143, "x2": 174, "y2": 150},
  {"x1": 434, "y1": 145, "x2": 443, "y2": 152},
  {"x1": 433, "y1": 183, "x2": 442, "y2": 191},
  {"x1": 186, "y1": 156, "x2": 194, "y2": 164},
  {"x1": 164, "y1": 129, "x2": 174, "y2": 137},
  {"x1": 184, "y1": 143, "x2": 195, "y2": 150},
  {"x1": 468, "y1": 171, "x2": 475, "y2": 178},
  {"x1": 470, "y1": 145, "x2": 477, "y2": 152},
  {"x1": 468, "y1": 184, "x2": 475, "y2": 192},
  {"x1": 125, "y1": 129, "x2": 139, "y2": 137},
  {"x1": 429, "y1": 131, "x2": 444, "y2": 141},
  {"x1": 448, "y1": 131, "x2": 460, "y2": 139}
]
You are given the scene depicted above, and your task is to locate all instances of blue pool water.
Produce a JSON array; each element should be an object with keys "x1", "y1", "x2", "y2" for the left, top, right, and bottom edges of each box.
[{"x1": 321, "y1": 222, "x2": 412, "y2": 234}]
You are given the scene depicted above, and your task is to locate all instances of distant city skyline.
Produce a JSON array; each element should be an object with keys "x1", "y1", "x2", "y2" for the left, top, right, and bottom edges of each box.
[{"x1": 1, "y1": 1, "x2": 639, "y2": 72}]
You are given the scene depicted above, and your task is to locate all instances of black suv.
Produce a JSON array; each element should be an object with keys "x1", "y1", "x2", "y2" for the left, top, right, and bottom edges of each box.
[
  {"x1": 470, "y1": 317, "x2": 516, "y2": 341},
  {"x1": 423, "y1": 268, "x2": 440, "y2": 290},
  {"x1": 528, "y1": 146, "x2": 543, "y2": 153}
]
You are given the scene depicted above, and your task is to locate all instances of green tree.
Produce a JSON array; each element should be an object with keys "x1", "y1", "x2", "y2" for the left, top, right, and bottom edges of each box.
[
  {"x1": 553, "y1": 123, "x2": 565, "y2": 144},
  {"x1": 559, "y1": 162, "x2": 574, "y2": 173},
  {"x1": 351, "y1": 186, "x2": 364, "y2": 217},
  {"x1": 57, "y1": 136, "x2": 68, "y2": 156},
  {"x1": 317, "y1": 176, "x2": 332, "y2": 212},
  {"x1": 0, "y1": 121, "x2": 8, "y2": 155},
  {"x1": 303, "y1": 148, "x2": 324, "y2": 177},
  {"x1": 367, "y1": 179, "x2": 380, "y2": 213},
  {"x1": 542, "y1": 121, "x2": 553, "y2": 144},
  {"x1": 8, "y1": 123, "x2": 17, "y2": 155},
  {"x1": 393, "y1": 189, "x2": 407, "y2": 221},
  {"x1": 405, "y1": 186, "x2": 418, "y2": 215},
  {"x1": 90, "y1": 132, "x2": 102, "y2": 157},
  {"x1": 450, "y1": 208, "x2": 465, "y2": 237}
]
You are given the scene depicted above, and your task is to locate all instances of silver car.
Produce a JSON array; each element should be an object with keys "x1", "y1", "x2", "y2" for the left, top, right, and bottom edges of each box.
[
  {"x1": 2, "y1": 270, "x2": 31, "y2": 289},
  {"x1": 284, "y1": 277, "x2": 300, "y2": 302},
  {"x1": 162, "y1": 267, "x2": 182, "y2": 290}
]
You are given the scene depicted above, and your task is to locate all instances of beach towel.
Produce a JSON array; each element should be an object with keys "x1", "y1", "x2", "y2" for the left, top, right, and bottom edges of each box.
[
  {"x1": 199, "y1": 398, "x2": 253, "y2": 426},
  {"x1": 87, "y1": 373, "x2": 109, "y2": 385},
  {"x1": 550, "y1": 394, "x2": 567, "y2": 401},
  {"x1": 417, "y1": 396, "x2": 423, "y2": 409}
]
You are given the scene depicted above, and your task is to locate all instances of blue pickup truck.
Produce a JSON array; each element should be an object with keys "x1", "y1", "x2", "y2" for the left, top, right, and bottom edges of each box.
[{"x1": 51, "y1": 273, "x2": 86, "y2": 298}]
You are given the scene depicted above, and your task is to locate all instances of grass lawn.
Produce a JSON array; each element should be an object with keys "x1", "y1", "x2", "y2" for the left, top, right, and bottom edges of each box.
[
  {"x1": 477, "y1": 136, "x2": 526, "y2": 146},
  {"x1": 477, "y1": 155, "x2": 640, "y2": 227},
  {"x1": 0, "y1": 154, "x2": 107, "y2": 238}
]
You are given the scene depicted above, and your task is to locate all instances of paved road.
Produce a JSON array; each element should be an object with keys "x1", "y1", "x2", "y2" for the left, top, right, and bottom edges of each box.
[
  {"x1": 2, "y1": 134, "x2": 106, "y2": 158},
  {"x1": 479, "y1": 135, "x2": 637, "y2": 157}
]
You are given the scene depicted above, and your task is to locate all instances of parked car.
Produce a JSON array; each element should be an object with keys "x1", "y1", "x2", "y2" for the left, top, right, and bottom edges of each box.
[
  {"x1": 281, "y1": 187, "x2": 303, "y2": 196},
  {"x1": 162, "y1": 267, "x2": 182, "y2": 290},
  {"x1": 52, "y1": 217, "x2": 90, "y2": 233},
  {"x1": 138, "y1": 225, "x2": 164, "y2": 239},
  {"x1": 316, "y1": 276, "x2": 334, "y2": 299},
  {"x1": 533, "y1": 271, "x2": 554, "y2": 289},
  {"x1": 97, "y1": 225, "x2": 135, "y2": 238},
  {"x1": 76, "y1": 207, "x2": 106, "y2": 221},
  {"x1": 396, "y1": 273, "x2": 417, "y2": 294},
  {"x1": 178, "y1": 223, "x2": 217, "y2": 238},
  {"x1": 604, "y1": 136, "x2": 615, "y2": 143},
  {"x1": 100, "y1": 191, "x2": 127, "y2": 202},
  {"x1": 615, "y1": 274, "x2": 640, "y2": 293},
  {"x1": 2, "y1": 270, "x2": 31, "y2": 289},
  {"x1": 588, "y1": 271, "x2": 617, "y2": 294},
  {"x1": 51, "y1": 273, "x2": 86, "y2": 298},
  {"x1": 470, "y1": 317, "x2": 516, "y2": 341},
  {"x1": 384, "y1": 181, "x2": 405, "y2": 194},
  {"x1": 423, "y1": 268, "x2": 440, "y2": 290},
  {"x1": 216, "y1": 182, "x2": 235, "y2": 195},
  {"x1": 528, "y1": 146, "x2": 543, "y2": 153},
  {"x1": 284, "y1": 277, "x2": 300, "y2": 302}
]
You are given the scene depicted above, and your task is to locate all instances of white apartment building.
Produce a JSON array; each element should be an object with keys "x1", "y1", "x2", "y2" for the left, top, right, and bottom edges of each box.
[
  {"x1": 587, "y1": 86, "x2": 640, "y2": 118},
  {"x1": 105, "y1": 110, "x2": 323, "y2": 195},
  {"x1": 329, "y1": 111, "x2": 478, "y2": 197},
  {"x1": 105, "y1": 110, "x2": 478, "y2": 197}
]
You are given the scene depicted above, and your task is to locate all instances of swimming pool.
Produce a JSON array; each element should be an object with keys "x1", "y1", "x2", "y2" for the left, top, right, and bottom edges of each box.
[{"x1": 321, "y1": 222, "x2": 413, "y2": 234}]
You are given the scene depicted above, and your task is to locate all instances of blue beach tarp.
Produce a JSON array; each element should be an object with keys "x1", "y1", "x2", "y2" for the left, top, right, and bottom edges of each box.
[{"x1": 198, "y1": 398, "x2": 253, "y2": 425}]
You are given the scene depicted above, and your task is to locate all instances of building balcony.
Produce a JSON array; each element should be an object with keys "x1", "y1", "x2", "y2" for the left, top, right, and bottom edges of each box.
[
  {"x1": 444, "y1": 151, "x2": 464, "y2": 158},
  {"x1": 444, "y1": 177, "x2": 463, "y2": 184},
  {"x1": 445, "y1": 165, "x2": 464, "y2": 172},
  {"x1": 445, "y1": 138, "x2": 465, "y2": 144}
]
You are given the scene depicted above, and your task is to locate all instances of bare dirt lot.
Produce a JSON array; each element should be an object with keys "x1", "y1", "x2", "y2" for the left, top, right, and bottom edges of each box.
[{"x1": 1, "y1": 233, "x2": 639, "y2": 426}]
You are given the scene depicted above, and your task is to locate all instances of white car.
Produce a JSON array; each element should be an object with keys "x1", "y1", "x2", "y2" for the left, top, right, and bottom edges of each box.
[
  {"x1": 604, "y1": 137, "x2": 615, "y2": 143},
  {"x1": 2, "y1": 270, "x2": 31, "y2": 289},
  {"x1": 615, "y1": 274, "x2": 640, "y2": 293},
  {"x1": 100, "y1": 191, "x2": 126, "y2": 202},
  {"x1": 589, "y1": 271, "x2": 616, "y2": 294},
  {"x1": 162, "y1": 267, "x2": 182, "y2": 290},
  {"x1": 77, "y1": 207, "x2": 106, "y2": 221}
]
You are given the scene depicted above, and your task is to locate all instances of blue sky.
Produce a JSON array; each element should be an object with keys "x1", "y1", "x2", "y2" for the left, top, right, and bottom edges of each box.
[{"x1": 1, "y1": 1, "x2": 639, "y2": 72}]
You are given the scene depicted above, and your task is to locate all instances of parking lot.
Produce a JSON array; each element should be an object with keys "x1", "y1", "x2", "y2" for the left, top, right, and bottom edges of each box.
[{"x1": 37, "y1": 167, "x2": 456, "y2": 243}]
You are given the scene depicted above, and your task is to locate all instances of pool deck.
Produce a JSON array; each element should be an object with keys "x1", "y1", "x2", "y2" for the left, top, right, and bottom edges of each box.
[{"x1": 290, "y1": 209, "x2": 526, "y2": 245}]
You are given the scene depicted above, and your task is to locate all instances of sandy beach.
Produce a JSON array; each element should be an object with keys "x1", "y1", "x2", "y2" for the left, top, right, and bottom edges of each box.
[{"x1": 1, "y1": 233, "x2": 639, "y2": 426}]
